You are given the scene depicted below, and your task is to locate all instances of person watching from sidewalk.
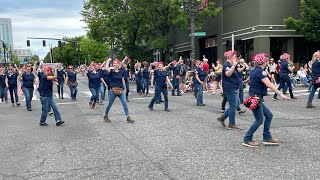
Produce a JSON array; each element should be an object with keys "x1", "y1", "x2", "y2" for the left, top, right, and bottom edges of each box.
[
  {"x1": 39, "y1": 66, "x2": 64, "y2": 126},
  {"x1": 211, "y1": 59, "x2": 223, "y2": 95},
  {"x1": 242, "y1": 53, "x2": 290, "y2": 148},
  {"x1": 0, "y1": 67, "x2": 8, "y2": 103},
  {"x1": 297, "y1": 65, "x2": 309, "y2": 87}
]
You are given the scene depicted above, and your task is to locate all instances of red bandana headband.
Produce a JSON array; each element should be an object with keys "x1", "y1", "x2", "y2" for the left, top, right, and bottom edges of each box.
[{"x1": 224, "y1": 50, "x2": 237, "y2": 59}]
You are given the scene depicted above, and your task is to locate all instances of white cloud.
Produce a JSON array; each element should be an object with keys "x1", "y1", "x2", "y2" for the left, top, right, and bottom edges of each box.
[{"x1": 0, "y1": 6, "x2": 87, "y2": 59}]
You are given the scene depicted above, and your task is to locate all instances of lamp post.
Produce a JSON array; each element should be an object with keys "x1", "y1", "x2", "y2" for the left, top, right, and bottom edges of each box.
[
  {"x1": 76, "y1": 47, "x2": 81, "y2": 66},
  {"x1": 1, "y1": 40, "x2": 7, "y2": 64},
  {"x1": 183, "y1": 0, "x2": 200, "y2": 63}
]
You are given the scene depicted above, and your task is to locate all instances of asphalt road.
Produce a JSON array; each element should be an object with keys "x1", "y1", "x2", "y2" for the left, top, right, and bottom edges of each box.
[{"x1": 1, "y1": 75, "x2": 320, "y2": 180}]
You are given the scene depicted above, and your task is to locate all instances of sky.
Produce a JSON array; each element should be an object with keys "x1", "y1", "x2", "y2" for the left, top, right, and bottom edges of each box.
[{"x1": 0, "y1": 0, "x2": 87, "y2": 59}]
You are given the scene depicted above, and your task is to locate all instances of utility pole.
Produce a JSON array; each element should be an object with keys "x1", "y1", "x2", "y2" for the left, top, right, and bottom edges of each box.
[{"x1": 190, "y1": 4, "x2": 196, "y2": 63}]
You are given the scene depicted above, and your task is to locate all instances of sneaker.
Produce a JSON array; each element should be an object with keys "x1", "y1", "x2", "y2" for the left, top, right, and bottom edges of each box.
[
  {"x1": 216, "y1": 115, "x2": 226, "y2": 127},
  {"x1": 39, "y1": 122, "x2": 48, "y2": 126},
  {"x1": 263, "y1": 139, "x2": 280, "y2": 146},
  {"x1": 197, "y1": 104, "x2": 206, "y2": 106},
  {"x1": 220, "y1": 109, "x2": 225, "y2": 114},
  {"x1": 56, "y1": 121, "x2": 65, "y2": 126},
  {"x1": 126, "y1": 97, "x2": 130, "y2": 102},
  {"x1": 243, "y1": 141, "x2": 260, "y2": 148},
  {"x1": 160, "y1": 100, "x2": 164, "y2": 102},
  {"x1": 89, "y1": 102, "x2": 93, "y2": 108},
  {"x1": 127, "y1": 116, "x2": 134, "y2": 123},
  {"x1": 61, "y1": 97, "x2": 64, "y2": 99},
  {"x1": 27, "y1": 108, "x2": 32, "y2": 111},
  {"x1": 104, "y1": 115, "x2": 111, "y2": 122},
  {"x1": 16, "y1": 103, "x2": 20, "y2": 107},
  {"x1": 155, "y1": 102, "x2": 161, "y2": 104},
  {"x1": 227, "y1": 124, "x2": 243, "y2": 130},
  {"x1": 99, "y1": 101, "x2": 104, "y2": 105},
  {"x1": 164, "y1": 109, "x2": 171, "y2": 112},
  {"x1": 272, "y1": 97, "x2": 278, "y2": 101},
  {"x1": 148, "y1": 106, "x2": 154, "y2": 111},
  {"x1": 238, "y1": 110, "x2": 246, "y2": 114},
  {"x1": 48, "y1": 111, "x2": 53, "y2": 116},
  {"x1": 291, "y1": 96, "x2": 297, "y2": 100}
]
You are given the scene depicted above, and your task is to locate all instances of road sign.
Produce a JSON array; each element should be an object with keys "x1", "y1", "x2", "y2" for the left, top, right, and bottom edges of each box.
[{"x1": 194, "y1": 32, "x2": 206, "y2": 36}]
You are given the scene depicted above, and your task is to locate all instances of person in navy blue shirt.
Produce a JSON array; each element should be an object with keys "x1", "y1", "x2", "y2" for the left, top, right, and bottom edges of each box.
[
  {"x1": 306, "y1": 51, "x2": 320, "y2": 108},
  {"x1": 83, "y1": 63, "x2": 107, "y2": 109},
  {"x1": 5, "y1": 65, "x2": 20, "y2": 107},
  {"x1": 216, "y1": 50, "x2": 242, "y2": 130},
  {"x1": 39, "y1": 66, "x2": 64, "y2": 126},
  {"x1": 273, "y1": 53, "x2": 297, "y2": 100},
  {"x1": 56, "y1": 64, "x2": 66, "y2": 99},
  {"x1": 100, "y1": 61, "x2": 111, "y2": 103},
  {"x1": 243, "y1": 53, "x2": 289, "y2": 148},
  {"x1": 171, "y1": 59, "x2": 183, "y2": 96},
  {"x1": 148, "y1": 62, "x2": 174, "y2": 111},
  {"x1": 194, "y1": 61, "x2": 207, "y2": 106},
  {"x1": 19, "y1": 65, "x2": 37, "y2": 111},
  {"x1": 141, "y1": 61, "x2": 151, "y2": 97},
  {"x1": 134, "y1": 61, "x2": 143, "y2": 94},
  {"x1": 103, "y1": 58, "x2": 134, "y2": 123},
  {"x1": 0, "y1": 67, "x2": 8, "y2": 103},
  {"x1": 121, "y1": 59, "x2": 131, "y2": 102},
  {"x1": 65, "y1": 65, "x2": 78, "y2": 101}
]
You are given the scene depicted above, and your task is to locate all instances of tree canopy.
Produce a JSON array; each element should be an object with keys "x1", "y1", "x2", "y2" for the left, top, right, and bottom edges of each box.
[
  {"x1": 81, "y1": 0, "x2": 221, "y2": 60},
  {"x1": 44, "y1": 36, "x2": 109, "y2": 66},
  {"x1": 284, "y1": 0, "x2": 320, "y2": 42}
]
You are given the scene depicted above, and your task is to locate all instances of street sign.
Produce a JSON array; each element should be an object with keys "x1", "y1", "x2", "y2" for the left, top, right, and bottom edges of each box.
[{"x1": 194, "y1": 32, "x2": 206, "y2": 36}]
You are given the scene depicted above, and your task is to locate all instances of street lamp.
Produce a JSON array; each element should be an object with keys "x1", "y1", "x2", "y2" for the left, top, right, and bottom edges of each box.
[{"x1": 183, "y1": 0, "x2": 201, "y2": 63}]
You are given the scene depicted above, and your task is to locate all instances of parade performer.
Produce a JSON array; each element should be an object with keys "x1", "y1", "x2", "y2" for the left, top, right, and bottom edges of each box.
[
  {"x1": 306, "y1": 51, "x2": 320, "y2": 108},
  {"x1": 65, "y1": 65, "x2": 78, "y2": 101},
  {"x1": 19, "y1": 65, "x2": 37, "y2": 111}
]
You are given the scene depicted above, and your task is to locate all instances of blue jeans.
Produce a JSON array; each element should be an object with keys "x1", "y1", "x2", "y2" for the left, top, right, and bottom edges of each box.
[
  {"x1": 142, "y1": 78, "x2": 149, "y2": 94},
  {"x1": 221, "y1": 92, "x2": 241, "y2": 111},
  {"x1": 89, "y1": 87, "x2": 99, "y2": 103},
  {"x1": 22, "y1": 87, "x2": 34, "y2": 108},
  {"x1": 149, "y1": 85, "x2": 168, "y2": 109},
  {"x1": 195, "y1": 83, "x2": 203, "y2": 105},
  {"x1": 69, "y1": 85, "x2": 78, "y2": 99},
  {"x1": 275, "y1": 74, "x2": 293, "y2": 98},
  {"x1": 125, "y1": 80, "x2": 129, "y2": 97},
  {"x1": 238, "y1": 78, "x2": 244, "y2": 104},
  {"x1": 244, "y1": 101, "x2": 273, "y2": 142},
  {"x1": 99, "y1": 83, "x2": 105, "y2": 101},
  {"x1": 136, "y1": 76, "x2": 142, "y2": 93},
  {"x1": 40, "y1": 96, "x2": 62, "y2": 123},
  {"x1": 0, "y1": 86, "x2": 8, "y2": 102},
  {"x1": 300, "y1": 77, "x2": 308, "y2": 86},
  {"x1": 8, "y1": 85, "x2": 19, "y2": 103},
  {"x1": 308, "y1": 85, "x2": 319, "y2": 103},
  {"x1": 105, "y1": 90, "x2": 129, "y2": 116},
  {"x1": 57, "y1": 81, "x2": 64, "y2": 98},
  {"x1": 223, "y1": 89, "x2": 239, "y2": 126},
  {"x1": 172, "y1": 77, "x2": 180, "y2": 95}
]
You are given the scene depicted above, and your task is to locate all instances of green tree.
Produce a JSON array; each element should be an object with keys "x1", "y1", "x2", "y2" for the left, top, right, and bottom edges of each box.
[
  {"x1": 81, "y1": 0, "x2": 221, "y2": 60},
  {"x1": 44, "y1": 36, "x2": 109, "y2": 65},
  {"x1": 284, "y1": 0, "x2": 320, "y2": 42}
]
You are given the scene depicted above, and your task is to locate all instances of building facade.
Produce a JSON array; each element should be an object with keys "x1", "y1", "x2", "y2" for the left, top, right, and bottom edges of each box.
[
  {"x1": 13, "y1": 48, "x2": 32, "y2": 61},
  {"x1": 167, "y1": 0, "x2": 319, "y2": 66},
  {"x1": 0, "y1": 18, "x2": 13, "y2": 50}
]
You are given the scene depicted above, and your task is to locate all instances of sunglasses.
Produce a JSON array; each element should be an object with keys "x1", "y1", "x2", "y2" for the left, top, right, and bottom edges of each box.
[{"x1": 9, "y1": 69, "x2": 14, "y2": 70}]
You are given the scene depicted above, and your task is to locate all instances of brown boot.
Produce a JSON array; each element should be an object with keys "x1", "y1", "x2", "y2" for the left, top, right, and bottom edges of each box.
[
  {"x1": 216, "y1": 115, "x2": 226, "y2": 127},
  {"x1": 127, "y1": 116, "x2": 134, "y2": 123},
  {"x1": 306, "y1": 103, "x2": 316, "y2": 108},
  {"x1": 104, "y1": 115, "x2": 111, "y2": 122}
]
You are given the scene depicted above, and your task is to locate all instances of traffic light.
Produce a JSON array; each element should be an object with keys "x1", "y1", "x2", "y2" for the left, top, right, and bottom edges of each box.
[
  {"x1": 58, "y1": 41, "x2": 62, "y2": 47},
  {"x1": 27, "y1": 40, "x2": 30, "y2": 47},
  {"x1": 43, "y1": 40, "x2": 46, "y2": 47}
]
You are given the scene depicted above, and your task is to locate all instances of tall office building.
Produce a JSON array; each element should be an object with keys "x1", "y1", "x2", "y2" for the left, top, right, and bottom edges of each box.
[{"x1": 0, "y1": 18, "x2": 13, "y2": 51}]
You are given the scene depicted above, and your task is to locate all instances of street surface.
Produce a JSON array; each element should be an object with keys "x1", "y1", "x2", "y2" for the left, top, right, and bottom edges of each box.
[{"x1": 1, "y1": 75, "x2": 320, "y2": 180}]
